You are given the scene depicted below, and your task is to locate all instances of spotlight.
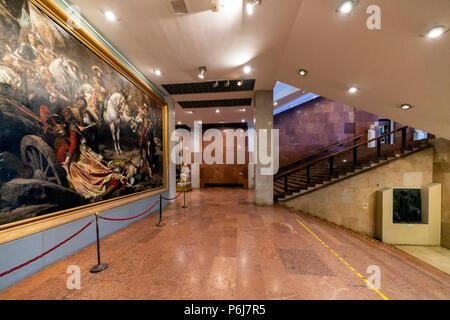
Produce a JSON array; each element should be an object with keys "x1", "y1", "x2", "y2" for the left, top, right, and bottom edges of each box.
[
  {"x1": 240, "y1": 108, "x2": 246, "y2": 112},
  {"x1": 154, "y1": 69, "x2": 161, "y2": 76},
  {"x1": 224, "y1": 80, "x2": 230, "y2": 87},
  {"x1": 298, "y1": 69, "x2": 308, "y2": 76},
  {"x1": 212, "y1": 80, "x2": 218, "y2": 88},
  {"x1": 198, "y1": 66, "x2": 207, "y2": 79},
  {"x1": 241, "y1": 119, "x2": 245, "y2": 123},
  {"x1": 426, "y1": 26, "x2": 446, "y2": 39},
  {"x1": 237, "y1": 80, "x2": 242, "y2": 86},
  {"x1": 400, "y1": 104, "x2": 413, "y2": 110},
  {"x1": 337, "y1": 1, "x2": 355, "y2": 15},
  {"x1": 246, "y1": 0, "x2": 261, "y2": 15},
  {"x1": 104, "y1": 10, "x2": 117, "y2": 21},
  {"x1": 273, "y1": 102, "x2": 278, "y2": 106},
  {"x1": 243, "y1": 65, "x2": 251, "y2": 74},
  {"x1": 216, "y1": 109, "x2": 220, "y2": 113},
  {"x1": 246, "y1": 3, "x2": 254, "y2": 15},
  {"x1": 348, "y1": 86, "x2": 359, "y2": 94},
  {"x1": 177, "y1": 121, "x2": 181, "y2": 125}
]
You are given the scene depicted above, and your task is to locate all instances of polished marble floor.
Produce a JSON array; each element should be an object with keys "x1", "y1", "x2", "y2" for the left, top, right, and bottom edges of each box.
[
  {"x1": 396, "y1": 245, "x2": 450, "y2": 275},
  {"x1": 0, "y1": 188, "x2": 449, "y2": 300}
]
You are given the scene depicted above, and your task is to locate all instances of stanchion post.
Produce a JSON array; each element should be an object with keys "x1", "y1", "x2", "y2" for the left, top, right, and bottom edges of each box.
[
  {"x1": 90, "y1": 212, "x2": 108, "y2": 273},
  {"x1": 182, "y1": 188, "x2": 187, "y2": 208},
  {"x1": 156, "y1": 194, "x2": 165, "y2": 227}
]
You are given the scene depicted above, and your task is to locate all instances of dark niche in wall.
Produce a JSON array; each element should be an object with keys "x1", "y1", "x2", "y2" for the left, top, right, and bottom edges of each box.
[{"x1": 393, "y1": 189, "x2": 423, "y2": 224}]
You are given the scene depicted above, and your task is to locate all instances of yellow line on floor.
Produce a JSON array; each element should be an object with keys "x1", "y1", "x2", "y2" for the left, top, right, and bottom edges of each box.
[{"x1": 295, "y1": 218, "x2": 389, "y2": 300}]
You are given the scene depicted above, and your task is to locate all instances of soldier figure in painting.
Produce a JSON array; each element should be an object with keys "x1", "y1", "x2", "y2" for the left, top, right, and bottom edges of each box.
[
  {"x1": 92, "y1": 65, "x2": 107, "y2": 121},
  {"x1": 139, "y1": 117, "x2": 156, "y2": 177}
]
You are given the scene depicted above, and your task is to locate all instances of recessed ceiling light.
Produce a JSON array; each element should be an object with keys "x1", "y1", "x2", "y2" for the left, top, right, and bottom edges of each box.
[
  {"x1": 241, "y1": 119, "x2": 245, "y2": 123},
  {"x1": 426, "y1": 26, "x2": 446, "y2": 39},
  {"x1": 337, "y1": 0, "x2": 355, "y2": 14},
  {"x1": 301, "y1": 90, "x2": 306, "y2": 94},
  {"x1": 400, "y1": 104, "x2": 413, "y2": 110},
  {"x1": 298, "y1": 69, "x2": 308, "y2": 76},
  {"x1": 154, "y1": 69, "x2": 161, "y2": 76},
  {"x1": 273, "y1": 102, "x2": 278, "y2": 106},
  {"x1": 216, "y1": 109, "x2": 220, "y2": 113},
  {"x1": 198, "y1": 120, "x2": 202, "y2": 124},
  {"x1": 348, "y1": 86, "x2": 359, "y2": 94},
  {"x1": 104, "y1": 10, "x2": 117, "y2": 21},
  {"x1": 240, "y1": 108, "x2": 246, "y2": 112},
  {"x1": 237, "y1": 80, "x2": 242, "y2": 86},
  {"x1": 243, "y1": 65, "x2": 251, "y2": 74},
  {"x1": 198, "y1": 66, "x2": 207, "y2": 79},
  {"x1": 177, "y1": 121, "x2": 181, "y2": 125}
]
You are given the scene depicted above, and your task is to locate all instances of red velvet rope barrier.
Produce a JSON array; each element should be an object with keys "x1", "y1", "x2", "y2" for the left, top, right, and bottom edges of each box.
[
  {"x1": 161, "y1": 192, "x2": 183, "y2": 201},
  {"x1": 100, "y1": 199, "x2": 160, "y2": 221},
  {"x1": 0, "y1": 220, "x2": 93, "y2": 278}
]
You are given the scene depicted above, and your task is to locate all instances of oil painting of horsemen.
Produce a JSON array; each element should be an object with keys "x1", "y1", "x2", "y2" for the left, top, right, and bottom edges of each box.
[{"x1": 0, "y1": 0, "x2": 165, "y2": 227}]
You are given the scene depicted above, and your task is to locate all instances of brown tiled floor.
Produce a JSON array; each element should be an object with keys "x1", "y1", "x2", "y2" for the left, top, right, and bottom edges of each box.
[{"x1": 0, "y1": 188, "x2": 449, "y2": 300}]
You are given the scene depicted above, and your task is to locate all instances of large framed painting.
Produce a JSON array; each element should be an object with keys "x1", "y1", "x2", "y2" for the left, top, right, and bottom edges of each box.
[{"x1": 0, "y1": 0, "x2": 168, "y2": 244}]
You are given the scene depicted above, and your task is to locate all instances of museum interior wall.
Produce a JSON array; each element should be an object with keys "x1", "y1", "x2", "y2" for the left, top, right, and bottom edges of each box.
[
  {"x1": 0, "y1": 0, "x2": 175, "y2": 291},
  {"x1": 274, "y1": 97, "x2": 379, "y2": 167},
  {"x1": 431, "y1": 138, "x2": 450, "y2": 248},
  {"x1": 0, "y1": 193, "x2": 172, "y2": 291},
  {"x1": 282, "y1": 148, "x2": 434, "y2": 238},
  {"x1": 173, "y1": 124, "x2": 249, "y2": 189},
  {"x1": 199, "y1": 125, "x2": 249, "y2": 188}
]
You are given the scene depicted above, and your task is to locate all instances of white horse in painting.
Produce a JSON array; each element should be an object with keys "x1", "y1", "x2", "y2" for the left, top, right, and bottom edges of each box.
[
  {"x1": 104, "y1": 92, "x2": 137, "y2": 154},
  {"x1": 105, "y1": 93, "x2": 126, "y2": 154},
  {"x1": 48, "y1": 57, "x2": 79, "y2": 98}
]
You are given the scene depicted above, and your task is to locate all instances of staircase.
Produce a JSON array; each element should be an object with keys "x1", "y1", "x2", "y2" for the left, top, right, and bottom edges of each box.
[{"x1": 274, "y1": 126, "x2": 432, "y2": 202}]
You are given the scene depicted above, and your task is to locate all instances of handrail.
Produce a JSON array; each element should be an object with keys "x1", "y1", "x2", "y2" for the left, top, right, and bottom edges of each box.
[
  {"x1": 275, "y1": 126, "x2": 409, "y2": 179},
  {"x1": 278, "y1": 134, "x2": 363, "y2": 174}
]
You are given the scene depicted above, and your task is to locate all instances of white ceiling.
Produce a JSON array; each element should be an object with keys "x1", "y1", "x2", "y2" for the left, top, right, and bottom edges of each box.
[{"x1": 70, "y1": 0, "x2": 450, "y2": 137}]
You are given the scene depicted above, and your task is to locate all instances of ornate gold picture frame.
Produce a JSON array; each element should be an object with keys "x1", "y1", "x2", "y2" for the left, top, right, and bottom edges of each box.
[{"x1": 0, "y1": 0, "x2": 168, "y2": 245}]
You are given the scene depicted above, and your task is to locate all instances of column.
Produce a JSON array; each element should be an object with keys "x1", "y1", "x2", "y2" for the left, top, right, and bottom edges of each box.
[
  {"x1": 248, "y1": 124, "x2": 255, "y2": 189},
  {"x1": 191, "y1": 122, "x2": 202, "y2": 188},
  {"x1": 254, "y1": 90, "x2": 274, "y2": 205},
  {"x1": 166, "y1": 96, "x2": 176, "y2": 201}
]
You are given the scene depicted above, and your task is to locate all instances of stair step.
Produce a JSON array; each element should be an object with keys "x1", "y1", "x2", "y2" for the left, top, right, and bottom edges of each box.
[{"x1": 274, "y1": 139, "x2": 431, "y2": 202}]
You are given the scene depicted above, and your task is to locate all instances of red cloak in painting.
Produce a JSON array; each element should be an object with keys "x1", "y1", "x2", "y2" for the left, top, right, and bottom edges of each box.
[{"x1": 55, "y1": 126, "x2": 121, "y2": 198}]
